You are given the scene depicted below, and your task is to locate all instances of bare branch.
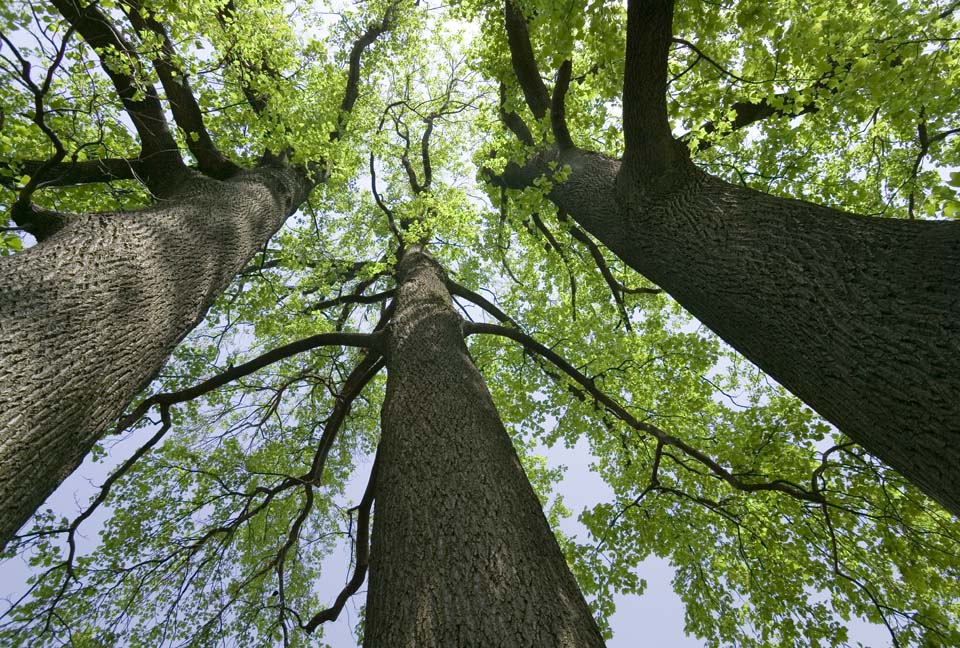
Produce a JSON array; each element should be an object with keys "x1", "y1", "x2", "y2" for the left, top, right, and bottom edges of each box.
[
  {"x1": 303, "y1": 449, "x2": 378, "y2": 632},
  {"x1": 118, "y1": 331, "x2": 383, "y2": 431}
]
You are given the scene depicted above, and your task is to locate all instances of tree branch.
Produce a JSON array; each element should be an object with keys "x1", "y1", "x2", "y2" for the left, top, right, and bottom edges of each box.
[
  {"x1": 303, "y1": 289, "x2": 395, "y2": 315},
  {"x1": 118, "y1": 331, "x2": 382, "y2": 431},
  {"x1": 122, "y1": 0, "x2": 238, "y2": 179},
  {"x1": 336, "y1": 2, "x2": 400, "y2": 136},
  {"x1": 303, "y1": 449, "x2": 378, "y2": 632},
  {"x1": 622, "y1": 0, "x2": 682, "y2": 173},
  {"x1": 0, "y1": 158, "x2": 142, "y2": 189},
  {"x1": 551, "y1": 60, "x2": 574, "y2": 150},
  {"x1": 503, "y1": 1, "x2": 550, "y2": 121},
  {"x1": 49, "y1": 0, "x2": 184, "y2": 175},
  {"x1": 499, "y1": 82, "x2": 534, "y2": 146},
  {"x1": 464, "y1": 321, "x2": 826, "y2": 505}
]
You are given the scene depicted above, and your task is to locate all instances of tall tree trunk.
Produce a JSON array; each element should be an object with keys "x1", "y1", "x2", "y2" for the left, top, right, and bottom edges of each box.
[
  {"x1": 502, "y1": 148, "x2": 960, "y2": 516},
  {"x1": 365, "y1": 246, "x2": 605, "y2": 647},
  {"x1": 0, "y1": 166, "x2": 308, "y2": 547}
]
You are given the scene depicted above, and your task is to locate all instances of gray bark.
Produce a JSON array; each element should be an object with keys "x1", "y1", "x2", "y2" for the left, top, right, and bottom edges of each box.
[
  {"x1": 503, "y1": 148, "x2": 960, "y2": 516},
  {"x1": 0, "y1": 165, "x2": 309, "y2": 547},
  {"x1": 364, "y1": 246, "x2": 605, "y2": 647}
]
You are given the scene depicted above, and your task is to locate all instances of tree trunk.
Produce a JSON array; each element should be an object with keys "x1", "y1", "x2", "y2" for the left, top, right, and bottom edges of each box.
[
  {"x1": 0, "y1": 166, "x2": 309, "y2": 547},
  {"x1": 503, "y1": 148, "x2": 960, "y2": 516},
  {"x1": 365, "y1": 246, "x2": 605, "y2": 647}
]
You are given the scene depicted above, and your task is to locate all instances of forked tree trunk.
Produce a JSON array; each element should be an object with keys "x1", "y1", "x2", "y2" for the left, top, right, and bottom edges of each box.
[
  {"x1": 0, "y1": 166, "x2": 308, "y2": 547},
  {"x1": 504, "y1": 148, "x2": 960, "y2": 515},
  {"x1": 365, "y1": 246, "x2": 605, "y2": 647}
]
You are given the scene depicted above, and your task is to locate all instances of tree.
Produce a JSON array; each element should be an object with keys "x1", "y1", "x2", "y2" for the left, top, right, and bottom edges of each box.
[
  {"x1": 2, "y1": 0, "x2": 960, "y2": 647},
  {"x1": 488, "y1": 0, "x2": 960, "y2": 516},
  {"x1": 0, "y1": 0, "x2": 399, "y2": 546}
]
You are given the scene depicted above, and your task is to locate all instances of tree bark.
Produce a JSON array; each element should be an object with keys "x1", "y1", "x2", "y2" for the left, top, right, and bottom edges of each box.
[
  {"x1": 502, "y1": 148, "x2": 960, "y2": 516},
  {"x1": 365, "y1": 245, "x2": 605, "y2": 647},
  {"x1": 0, "y1": 165, "x2": 310, "y2": 547}
]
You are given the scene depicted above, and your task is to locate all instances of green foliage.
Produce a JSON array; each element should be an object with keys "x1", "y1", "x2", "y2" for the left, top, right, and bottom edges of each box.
[{"x1": 2, "y1": 0, "x2": 960, "y2": 646}]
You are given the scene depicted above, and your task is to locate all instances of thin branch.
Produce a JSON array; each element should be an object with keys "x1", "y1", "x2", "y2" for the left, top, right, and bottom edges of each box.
[
  {"x1": 370, "y1": 151, "x2": 403, "y2": 243},
  {"x1": 303, "y1": 449, "x2": 378, "y2": 632},
  {"x1": 302, "y1": 289, "x2": 395, "y2": 315},
  {"x1": 556, "y1": 210, "x2": 639, "y2": 329},
  {"x1": 672, "y1": 38, "x2": 774, "y2": 86},
  {"x1": 118, "y1": 331, "x2": 382, "y2": 431},
  {"x1": 464, "y1": 322, "x2": 826, "y2": 505}
]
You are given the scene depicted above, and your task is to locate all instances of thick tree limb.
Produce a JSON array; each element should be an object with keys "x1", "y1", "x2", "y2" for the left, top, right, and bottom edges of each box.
[
  {"x1": 49, "y1": 0, "x2": 183, "y2": 174},
  {"x1": 551, "y1": 60, "x2": 574, "y2": 150},
  {"x1": 0, "y1": 158, "x2": 141, "y2": 189},
  {"x1": 622, "y1": 0, "x2": 682, "y2": 174},
  {"x1": 122, "y1": 0, "x2": 239, "y2": 179},
  {"x1": 9, "y1": 202, "x2": 72, "y2": 241},
  {"x1": 499, "y1": 82, "x2": 534, "y2": 145},
  {"x1": 503, "y1": 1, "x2": 550, "y2": 121}
]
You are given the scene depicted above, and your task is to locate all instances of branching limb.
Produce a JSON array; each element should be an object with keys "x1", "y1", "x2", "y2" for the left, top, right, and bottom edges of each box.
[
  {"x1": 303, "y1": 449, "x2": 378, "y2": 632},
  {"x1": 0, "y1": 28, "x2": 73, "y2": 209},
  {"x1": 303, "y1": 288, "x2": 395, "y2": 315},
  {"x1": 555, "y1": 210, "x2": 635, "y2": 329},
  {"x1": 336, "y1": 2, "x2": 401, "y2": 137},
  {"x1": 121, "y1": 0, "x2": 238, "y2": 179},
  {"x1": 118, "y1": 331, "x2": 383, "y2": 431},
  {"x1": 49, "y1": 0, "x2": 184, "y2": 175},
  {"x1": 464, "y1": 322, "x2": 826, "y2": 505},
  {"x1": 502, "y1": 1, "x2": 573, "y2": 149}
]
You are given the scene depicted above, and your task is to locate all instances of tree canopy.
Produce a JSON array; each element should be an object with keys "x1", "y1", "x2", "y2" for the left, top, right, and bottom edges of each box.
[{"x1": 1, "y1": 0, "x2": 959, "y2": 646}]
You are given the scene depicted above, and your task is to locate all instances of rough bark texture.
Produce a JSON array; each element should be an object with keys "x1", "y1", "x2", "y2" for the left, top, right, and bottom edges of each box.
[
  {"x1": 503, "y1": 148, "x2": 960, "y2": 516},
  {"x1": 365, "y1": 246, "x2": 605, "y2": 647},
  {"x1": 0, "y1": 165, "x2": 309, "y2": 547}
]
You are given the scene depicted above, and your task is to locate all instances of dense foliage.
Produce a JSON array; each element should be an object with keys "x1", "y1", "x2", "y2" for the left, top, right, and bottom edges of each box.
[{"x1": 2, "y1": 0, "x2": 959, "y2": 646}]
